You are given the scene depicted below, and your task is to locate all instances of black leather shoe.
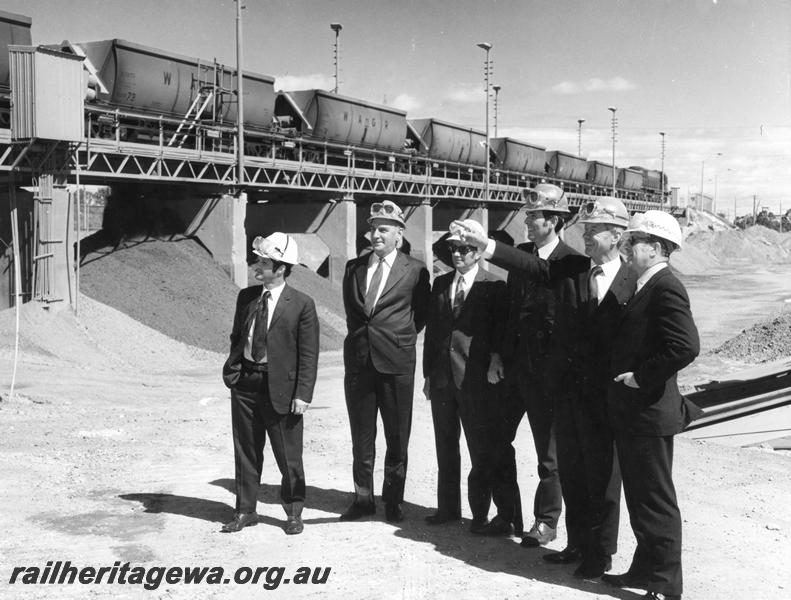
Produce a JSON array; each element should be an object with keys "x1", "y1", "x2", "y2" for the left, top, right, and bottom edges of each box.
[
  {"x1": 601, "y1": 572, "x2": 649, "y2": 588},
  {"x1": 284, "y1": 516, "x2": 304, "y2": 535},
  {"x1": 469, "y1": 518, "x2": 489, "y2": 534},
  {"x1": 385, "y1": 503, "x2": 404, "y2": 523},
  {"x1": 520, "y1": 520, "x2": 557, "y2": 547},
  {"x1": 542, "y1": 546, "x2": 583, "y2": 564},
  {"x1": 221, "y1": 512, "x2": 258, "y2": 533},
  {"x1": 479, "y1": 515, "x2": 514, "y2": 536},
  {"x1": 425, "y1": 511, "x2": 461, "y2": 525},
  {"x1": 339, "y1": 500, "x2": 376, "y2": 521},
  {"x1": 573, "y1": 556, "x2": 612, "y2": 579},
  {"x1": 641, "y1": 593, "x2": 681, "y2": 600}
]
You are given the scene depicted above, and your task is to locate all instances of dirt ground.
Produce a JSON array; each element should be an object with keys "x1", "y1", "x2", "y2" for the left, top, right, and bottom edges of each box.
[{"x1": 1, "y1": 239, "x2": 791, "y2": 599}]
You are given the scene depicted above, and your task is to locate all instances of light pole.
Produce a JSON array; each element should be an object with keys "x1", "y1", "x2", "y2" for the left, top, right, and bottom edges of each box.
[
  {"x1": 659, "y1": 132, "x2": 666, "y2": 204},
  {"x1": 330, "y1": 23, "x2": 342, "y2": 94},
  {"x1": 700, "y1": 152, "x2": 723, "y2": 212},
  {"x1": 608, "y1": 107, "x2": 617, "y2": 197},
  {"x1": 477, "y1": 42, "x2": 492, "y2": 202},
  {"x1": 577, "y1": 118, "x2": 585, "y2": 156},
  {"x1": 235, "y1": 0, "x2": 245, "y2": 185},
  {"x1": 493, "y1": 84, "x2": 501, "y2": 138}
]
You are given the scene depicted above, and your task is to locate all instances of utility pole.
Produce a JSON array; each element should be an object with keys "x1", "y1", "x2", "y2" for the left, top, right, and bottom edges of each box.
[
  {"x1": 493, "y1": 84, "x2": 501, "y2": 138},
  {"x1": 753, "y1": 194, "x2": 757, "y2": 225},
  {"x1": 659, "y1": 131, "x2": 666, "y2": 205},
  {"x1": 577, "y1": 118, "x2": 585, "y2": 156}
]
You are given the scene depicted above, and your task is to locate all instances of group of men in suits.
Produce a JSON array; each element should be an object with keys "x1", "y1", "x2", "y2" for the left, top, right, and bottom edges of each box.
[
  {"x1": 218, "y1": 191, "x2": 698, "y2": 600},
  {"x1": 455, "y1": 189, "x2": 699, "y2": 600}
]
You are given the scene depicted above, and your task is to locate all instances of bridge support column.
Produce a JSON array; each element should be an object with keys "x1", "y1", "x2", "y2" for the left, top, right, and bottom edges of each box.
[
  {"x1": 405, "y1": 201, "x2": 433, "y2": 275},
  {"x1": 315, "y1": 197, "x2": 356, "y2": 285},
  {"x1": 185, "y1": 192, "x2": 248, "y2": 288}
]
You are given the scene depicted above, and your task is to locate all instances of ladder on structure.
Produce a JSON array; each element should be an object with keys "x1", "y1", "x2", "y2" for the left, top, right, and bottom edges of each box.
[{"x1": 167, "y1": 60, "x2": 217, "y2": 148}]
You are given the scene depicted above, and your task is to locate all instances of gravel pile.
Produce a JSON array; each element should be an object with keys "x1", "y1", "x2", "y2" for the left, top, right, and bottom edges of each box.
[
  {"x1": 79, "y1": 233, "x2": 346, "y2": 353},
  {"x1": 712, "y1": 312, "x2": 791, "y2": 363}
]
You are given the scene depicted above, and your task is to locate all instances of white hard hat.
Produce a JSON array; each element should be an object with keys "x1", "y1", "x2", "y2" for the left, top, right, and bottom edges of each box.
[
  {"x1": 252, "y1": 232, "x2": 299, "y2": 264},
  {"x1": 626, "y1": 210, "x2": 683, "y2": 248},
  {"x1": 447, "y1": 218, "x2": 485, "y2": 242},
  {"x1": 578, "y1": 197, "x2": 630, "y2": 228}
]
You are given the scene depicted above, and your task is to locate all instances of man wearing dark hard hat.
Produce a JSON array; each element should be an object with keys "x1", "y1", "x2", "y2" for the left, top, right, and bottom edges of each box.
[
  {"x1": 340, "y1": 200, "x2": 430, "y2": 523},
  {"x1": 602, "y1": 211, "x2": 700, "y2": 600},
  {"x1": 221, "y1": 232, "x2": 319, "y2": 536},
  {"x1": 454, "y1": 194, "x2": 637, "y2": 580},
  {"x1": 487, "y1": 183, "x2": 581, "y2": 544}
]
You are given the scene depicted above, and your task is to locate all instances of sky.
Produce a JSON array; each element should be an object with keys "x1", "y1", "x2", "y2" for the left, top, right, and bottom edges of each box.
[{"x1": 6, "y1": 0, "x2": 790, "y2": 217}]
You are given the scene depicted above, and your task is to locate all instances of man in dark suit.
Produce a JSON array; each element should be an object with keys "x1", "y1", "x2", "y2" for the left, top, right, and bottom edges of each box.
[
  {"x1": 602, "y1": 211, "x2": 700, "y2": 600},
  {"x1": 423, "y1": 219, "x2": 507, "y2": 532},
  {"x1": 221, "y1": 232, "x2": 319, "y2": 536},
  {"x1": 340, "y1": 200, "x2": 431, "y2": 523},
  {"x1": 487, "y1": 184, "x2": 580, "y2": 546},
  {"x1": 455, "y1": 195, "x2": 636, "y2": 579}
]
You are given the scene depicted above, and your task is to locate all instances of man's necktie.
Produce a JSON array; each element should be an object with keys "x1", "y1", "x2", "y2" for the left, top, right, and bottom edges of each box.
[
  {"x1": 363, "y1": 258, "x2": 384, "y2": 316},
  {"x1": 587, "y1": 265, "x2": 603, "y2": 311},
  {"x1": 453, "y1": 275, "x2": 465, "y2": 319},
  {"x1": 251, "y1": 291, "x2": 270, "y2": 362}
]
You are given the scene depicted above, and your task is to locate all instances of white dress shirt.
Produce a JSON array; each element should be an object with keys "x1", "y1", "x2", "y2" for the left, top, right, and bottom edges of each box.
[
  {"x1": 536, "y1": 236, "x2": 560, "y2": 260},
  {"x1": 450, "y1": 263, "x2": 479, "y2": 305},
  {"x1": 244, "y1": 282, "x2": 285, "y2": 363},
  {"x1": 366, "y1": 249, "x2": 396, "y2": 306},
  {"x1": 590, "y1": 255, "x2": 622, "y2": 304},
  {"x1": 635, "y1": 262, "x2": 667, "y2": 294}
]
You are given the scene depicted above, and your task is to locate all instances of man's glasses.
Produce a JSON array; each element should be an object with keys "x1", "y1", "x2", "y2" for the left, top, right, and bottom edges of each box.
[{"x1": 448, "y1": 244, "x2": 475, "y2": 255}]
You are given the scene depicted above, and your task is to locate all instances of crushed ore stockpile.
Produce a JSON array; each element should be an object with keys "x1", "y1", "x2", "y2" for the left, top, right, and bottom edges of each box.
[
  {"x1": 673, "y1": 224, "x2": 791, "y2": 275},
  {"x1": 713, "y1": 312, "x2": 791, "y2": 364},
  {"x1": 79, "y1": 234, "x2": 346, "y2": 353}
]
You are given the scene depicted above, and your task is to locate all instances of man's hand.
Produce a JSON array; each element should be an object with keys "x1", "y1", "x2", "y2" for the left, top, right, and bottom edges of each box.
[
  {"x1": 614, "y1": 372, "x2": 639, "y2": 389},
  {"x1": 487, "y1": 353, "x2": 505, "y2": 384},
  {"x1": 450, "y1": 220, "x2": 489, "y2": 252},
  {"x1": 291, "y1": 398, "x2": 309, "y2": 415}
]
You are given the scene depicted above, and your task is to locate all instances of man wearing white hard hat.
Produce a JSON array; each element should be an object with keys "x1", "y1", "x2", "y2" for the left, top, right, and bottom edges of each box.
[
  {"x1": 340, "y1": 200, "x2": 430, "y2": 523},
  {"x1": 222, "y1": 232, "x2": 319, "y2": 536},
  {"x1": 423, "y1": 219, "x2": 506, "y2": 532},
  {"x1": 602, "y1": 211, "x2": 700, "y2": 600},
  {"x1": 454, "y1": 195, "x2": 637, "y2": 579}
]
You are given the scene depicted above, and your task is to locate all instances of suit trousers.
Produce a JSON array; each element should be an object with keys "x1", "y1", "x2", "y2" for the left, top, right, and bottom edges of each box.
[
  {"x1": 344, "y1": 358, "x2": 414, "y2": 505},
  {"x1": 231, "y1": 371, "x2": 305, "y2": 516},
  {"x1": 494, "y1": 368, "x2": 560, "y2": 530},
  {"x1": 555, "y1": 387, "x2": 620, "y2": 558},
  {"x1": 429, "y1": 382, "x2": 494, "y2": 521},
  {"x1": 616, "y1": 432, "x2": 682, "y2": 596}
]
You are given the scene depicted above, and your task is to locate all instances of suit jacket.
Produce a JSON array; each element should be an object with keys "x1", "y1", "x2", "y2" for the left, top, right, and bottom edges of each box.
[
  {"x1": 607, "y1": 267, "x2": 700, "y2": 436},
  {"x1": 500, "y1": 239, "x2": 583, "y2": 376},
  {"x1": 222, "y1": 283, "x2": 320, "y2": 413},
  {"x1": 343, "y1": 250, "x2": 430, "y2": 375},
  {"x1": 489, "y1": 240, "x2": 637, "y2": 395},
  {"x1": 423, "y1": 267, "x2": 505, "y2": 392}
]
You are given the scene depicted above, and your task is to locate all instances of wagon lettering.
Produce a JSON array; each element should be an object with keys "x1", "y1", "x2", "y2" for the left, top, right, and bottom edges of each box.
[{"x1": 163, "y1": 71, "x2": 172, "y2": 85}]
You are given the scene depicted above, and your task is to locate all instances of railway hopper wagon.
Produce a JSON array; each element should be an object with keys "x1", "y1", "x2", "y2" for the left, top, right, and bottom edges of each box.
[
  {"x1": 490, "y1": 137, "x2": 546, "y2": 176},
  {"x1": 408, "y1": 118, "x2": 488, "y2": 169},
  {"x1": 65, "y1": 38, "x2": 275, "y2": 145},
  {"x1": 586, "y1": 159, "x2": 617, "y2": 188},
  {"x1": 617, "y1": 167, "x2": 644, "y2": 192},
  {"x1": 274, "y1": 89, "x2": 407, "y2": 166},
  {"x1": 545, "y1": 150, "x2": 588, "y2": 183}
]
